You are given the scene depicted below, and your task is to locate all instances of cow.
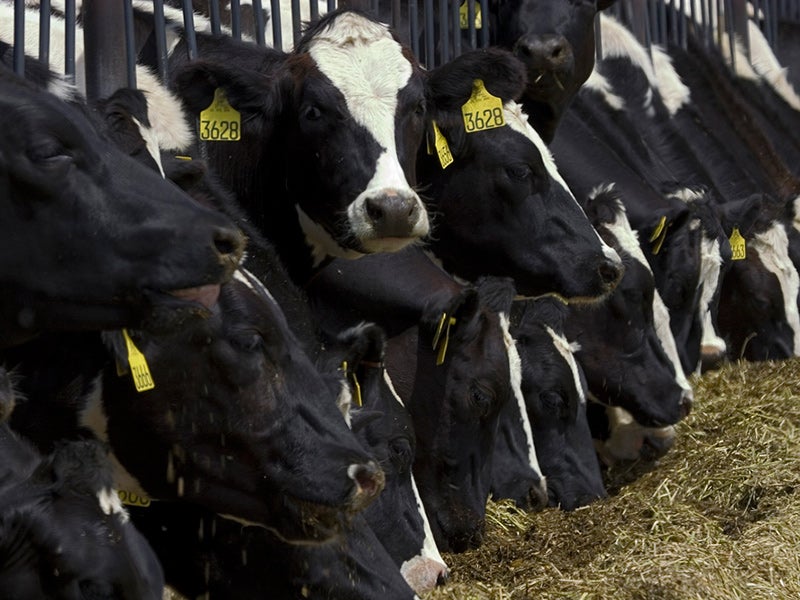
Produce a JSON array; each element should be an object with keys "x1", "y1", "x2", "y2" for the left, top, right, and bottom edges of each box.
[
  {"x1": 498, "y1": 297, "x2": 607, "y2": 510},
  {"x1": 418, "y1": 48, "x2": 623, "y2": 300},
  {"x1": 0, "y1": 366, "x2": 14, "y2": 423},
  {"x1": 0, "y1": 66, "x2": 244, "y2": 349},
  {"x1": 0, "y1": 425, "x2": 164, "y2": 599}
]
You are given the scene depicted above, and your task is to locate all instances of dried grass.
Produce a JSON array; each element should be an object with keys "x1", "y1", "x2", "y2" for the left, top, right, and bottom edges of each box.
[{"x1": 426, "y1": 358, "x2": 800, "y2": 600}]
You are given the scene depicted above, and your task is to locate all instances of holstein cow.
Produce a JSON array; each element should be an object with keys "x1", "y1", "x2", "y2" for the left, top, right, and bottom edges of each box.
[
  {"x1": 0, "y1": 426, "x2": 164, "y2": 599},
  {"x1": 0, "y1": 67, "x2": 244, "y2": 349},
  {"x1": 307, "y1": 249, "x2": 533, "y2": 552},
  {"x1": 418, "y1": 49, "x2": 623, "y2": 300},
  {"x1": 497, "y1": 298, "x2": 607, "y2": 510}
]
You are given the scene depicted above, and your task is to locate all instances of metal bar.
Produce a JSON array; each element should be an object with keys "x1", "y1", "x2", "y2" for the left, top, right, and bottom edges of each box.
[
  {"x1": 84, "y1": 0, "x2": 127, "y2": 101},
  {"x1": 595, "y1": 12, "x2": 602, "y2": 61},
  {"x1": 424, "y1": 0, "x2": 434, "y2": 67},
  {"x1": 659, "y1": 0, "x2": 667, "y2": 45},
  {"x1": 724, "y1": 0, "x2": 736, "y2": 70},
  {"x1": 409, "y1": 0, "x2": 419, "y2": 58},
  {"x1": 732, "y1": 0, "x2": 750, "y2": 61},
  {"x1": 311, "y1": 0, "x2": 320, "y2": 21},
  {"x1": 270, "y1": 0, "x2": 283, "y2": 49},
  {"x1": 648, "y1": 0, "x2": 659, "y2": 46},
  {"x1": 632, "y1": 0, "x2": 649, "y2": 47},
  {"x1": 182, "y1": 0, "x2": 198, "y2": 61},
  {"x1": 123, "y1": 0, "x2": 137, "y2": 88},
  {"x1": 679, "y1": 0, "x2": 688, "y2": 48},
  {"x1": 39, "y1": 0, "x2": 50, "y2": 65},
  {"x1": 253, "y1": 0, "x2": 266, "y2": 46},
  {"x1": 64, "y1": 0, "x2": 75, "y2": 82},
  {"x1": 230, "y1": 0, "x2": 241, "y2": 40},
  {"x1": 328, "y1": 0, "x2": 336, "y2": 10},
  {"x1": 13, "y1": 0, "x2": 24, "y2": 76},
  {"x1": 292, "y1": 0, "x2": 301, "y2": 47},
  {"x1": 152, "y1": 0, "x2": 168, "y2": 82},
  {"x1": 468, "y1": 0, "x2": 477, "y2": 49},
  {"x1": 668, "y1": 0, "x2": 677, "y2": 46},
  {"x1": 209, "y1": 0, "x2": 221, "y2": 35},
  {"x1": 452, "y1": 0, "x2": 461, "y2": 57},
  {"x1": 439, "y1": 0, "x2": 449, "y2": 64},
  {"x1": 480, "y1": 0, "x2": 489, "y2": 47}
]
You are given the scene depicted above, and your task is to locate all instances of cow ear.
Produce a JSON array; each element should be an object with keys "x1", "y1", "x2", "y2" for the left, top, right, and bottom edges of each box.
[
  {"x1": 475, "y1": 276, "x2": 516, "y2": 316},
  {"x1": 335, "y1": 323, "x2": 387, "y2": 371},
  {"x1": 425, "y1": 47, "x2": 527, "y2": 113},
  {"x1": 171, "y1": 61, "x2": 278, "y2": 117},
  {"x1": 597, "y1": 0, "x2": 618, "y2": 10},
  {"x1": 583, "y1": 185, "x2": 625, "y2": 227},
  {"x1": 714, "y1": 194, "x2": 763, "y2": 232}
]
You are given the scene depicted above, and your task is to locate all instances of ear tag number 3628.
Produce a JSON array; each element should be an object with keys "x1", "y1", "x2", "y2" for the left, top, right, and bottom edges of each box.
[
  {"x1": 461, "y1": 79, "x2": 505, "y2": 133},
  {"x1": 199, "y1": 88, "x2": 241, "y2": 142}
]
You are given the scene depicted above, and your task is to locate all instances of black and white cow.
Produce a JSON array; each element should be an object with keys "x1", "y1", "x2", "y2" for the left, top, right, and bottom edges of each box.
[
  {"x1": 0, "y1": 426, "x2": 164, "y2": 599},
  {"x1": 0, "y1": 66, "x2": 244, "y2": 348}
]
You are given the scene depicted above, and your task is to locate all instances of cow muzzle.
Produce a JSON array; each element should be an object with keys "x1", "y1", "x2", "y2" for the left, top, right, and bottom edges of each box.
[
  {"x1": 514, "y1": 34, "x2": 575, "y2": 89},
  {"x1": 347, "y1": 460, "x2": 385, "y2": 512}
]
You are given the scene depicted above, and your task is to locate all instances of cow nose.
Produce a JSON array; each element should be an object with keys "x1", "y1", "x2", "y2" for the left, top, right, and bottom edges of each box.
[
  {"x1": 529, "y1": 478, "x2": 549, "y2": 512},
  {"x1": 400, "y1": 557, "x2": 449, "y2": 594},
  {"x1": 679, "y1": 389, "x2": 693, "y2": 419},
  {"x1": 515, "y1": 33, "x2": 574, "y2": 71},
  {"x1": 701, "y1": 343, "x2": 727, "y2": 372},
  {"x1": 364, "y1": 191, "x2": 421, "y2": 238},
  {"x1": 347, "y1": 461, "x2": 385, "y2": 511},
  {"x1": 598, "y1": 257, "x2": 624, "y2": 290},
  {"x1": 212, "y1": 225, "x2": 246, "y2": 267}
]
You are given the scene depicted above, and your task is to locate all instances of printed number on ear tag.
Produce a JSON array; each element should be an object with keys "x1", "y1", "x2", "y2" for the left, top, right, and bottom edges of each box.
[
  {"x1": 122, "y1": 329, "x2": 155, "y2": 392},
  {"x1": 729, "y1": 227, "x2": 746, "y2": 261},
  {"x1": 459, "y1": 1, "x2": 482, "y2": 29},
  {"x1": 199, "y1": 88, "x2": 241, "y2": 142},
  {"x1": 461, "y1": 79, "x2": 505, "y2": 133},
  {"x1": 432, "y1": 121, "x2": 453, "y2": 169}
]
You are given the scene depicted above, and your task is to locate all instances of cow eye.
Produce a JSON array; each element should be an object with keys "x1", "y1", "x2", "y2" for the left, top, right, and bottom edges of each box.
[
  {"x1": 389, "y1": 437, "x2": 413, "y2": 473},
  {"x1": 505, "y1": 164, "x2": 531, "y2": 181},
  {"x1": 230, "y1": 330, "x2": 263, "y2": 352},
  {"x1": 469, "y1": 383, "x2": 495, "y2": 417},
  {"x1": 414, "y1": 99, "x2": 426, "y2": 117},
  {"x1": 303, "y1": 105, "x2": 322, "y2": 121},
  {"x1": 540, "y1": 391, "x2": 572, "y2": 421},
  {"x1": 28, "y1": 142, "x2": 71, "y2": 165}
]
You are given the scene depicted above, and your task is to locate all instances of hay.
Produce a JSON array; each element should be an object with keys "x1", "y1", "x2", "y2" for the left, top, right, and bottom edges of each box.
[{"x1": 426, "y1": 358, "x2": 800, "y2": 600}]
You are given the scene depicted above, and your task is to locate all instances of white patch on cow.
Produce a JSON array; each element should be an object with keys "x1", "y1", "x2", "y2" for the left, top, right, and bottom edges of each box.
[
  {"x1": 698, "y1": 235, "x2": 727, "y2": 358},
  {"x1": 650, "y1": 45, "x2": 692, "y2": 115},
  {"x1": 505, "y1": 103, "x2": 622, "y2": 268},
  {"x1": 600, "y1": 406, "x2": 676, "y2": 464},
  {"x1": 501, "y1": 313, "x2": 545, "y2": 493},
  {"x1": 598, "y1": 14, "x2": 659, "y2": 90},
  {"x1": 668, "y1": 187, "x2": 705, "y2": 203},
  {"x1": 752, "y1": 222, "x2": 800, "y2": 355},
  {"x1": 584, "y1": 69, "x2": 625, "y2": 111},
  {"x1": 233, "y1": 268, "x2": 278, "y2": 304},
  {"x1": 793, "y1": 197, "x2": 800, "y2": 235},
  {"x1": 46, "y1": 75, "x2": 80, "y2": 102},
  {"x1": 747, "y1": 20, "x2": 800, "y2": 110},
  {"x1": 307, "y1": 13, "x2": 429, "y2": 247},
  {"x1": 337, "y1": 380, "x2": 353, "y2": 428},
  {"x1": 600, "y1": 200, "x2": 651, "y2": 272},
  {"x1": 544, "y1": 326, "x2": 585, "y2": 408},
  {"x1": 406, "y1": 473, "x2": 447, "y2": 572},
  {"x1": 296, "y1": 206, "x2": 365, "y2": 266},
  {"x1": 97, "y1": 487, "x2": 129, "y2": 523},
  {"x1": 78, "y1": 375, "x2": 152, "y2": 500},
  {"x1": 131, "y1": 117, "x2": 166, "y2": 178}
]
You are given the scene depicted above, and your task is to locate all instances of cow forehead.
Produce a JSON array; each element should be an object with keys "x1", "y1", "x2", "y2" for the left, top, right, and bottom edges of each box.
[
  {"x1": 543, "y1": 325, "x2": 585, "y2": 405},
  {"x1": 307, "y1": 15, "x2": 413, "y2": 150}
]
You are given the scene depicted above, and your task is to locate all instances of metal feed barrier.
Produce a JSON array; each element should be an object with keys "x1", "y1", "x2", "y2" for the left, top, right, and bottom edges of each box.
[{"x1": 8, "y1": 0, "x2": 800, "y2": 102}]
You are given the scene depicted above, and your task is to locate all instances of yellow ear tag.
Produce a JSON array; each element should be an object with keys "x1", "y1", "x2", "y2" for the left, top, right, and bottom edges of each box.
[
  {"x1": 730, "y1": 227, "x2": 746, "y2": 261},
  {"x1": 174, "y1": 155, "x2": 193, "y2": 161},
  {"x1": 341, "y1": 361, "x2": 362, "y2": 407},
  {"x1": 122, "y1": 329, "x2": 155, "y2": 393},
  {"x1": 461, "y1": 79, "x2": 505, "y2": 133},
  {"x1": 117, "y1": 489, "x2": 152, "y2": 508},
  {"x1": 432, "y1": 314, "x2": 457, "y2": 366},
  {"x1": 459, "y1": 1, "x2": 482, "y2": 29},
  {"x1": 432, "y1": 121, "x2": 454, "y2": 169},
  {"x1": 649, "y1": 215, "x2": 668, "y2": 255},
  {"x1": 199, "y1": 88, "x2": 241, "y2": 142}
]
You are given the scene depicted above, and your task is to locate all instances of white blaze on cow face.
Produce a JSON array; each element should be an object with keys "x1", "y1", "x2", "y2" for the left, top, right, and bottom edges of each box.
[
  {"x1": 544, "y1": 326, "x2": 585, "y2": 408},
  {"x1": 306, "y1": 13, "x2": 429, "y2": 251},
  {"x1": 752, "y1": 222, "x2": 800, "y2": 355},
  {"x1": 97, "y1": 487, "x2": 129, "y2": 523},
  {"x1": 504, "y1": 104, "x2": 622, "y2": 268},
  {"x1": 698, "y1": 235, "x2": 727, "y2": 360},
  {"x1": 500, "y1": 313, "x2": 545, "y2": 495}
]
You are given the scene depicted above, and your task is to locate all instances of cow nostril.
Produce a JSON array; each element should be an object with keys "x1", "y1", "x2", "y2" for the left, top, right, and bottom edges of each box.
[
  {"x1": 598, "y1": 258, "x2": 623, "y2": 288},
  {"x1": 213, "y1": 227, "x2": 245, "y2": 260},
  {"x1": 679, "y1": 392, "x2": 693, "y2": 419},
  {"x1": 365, "y1": 197, "x2": 385, "y2": 223},
  {"x1": 436, "y1": 568, "x2": 449, "y2": 587},
  {"x1": 348, "y1": 461, "x2": 385, "y2": 501}
]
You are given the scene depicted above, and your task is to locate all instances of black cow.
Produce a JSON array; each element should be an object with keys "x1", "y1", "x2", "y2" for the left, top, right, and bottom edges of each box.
[
  {"x1": 0, "y1": 366, "x2": 14, "y2": 423},
  {"x1": 418, "y1": 48, "x2": 623, "y2": 300},
  {"x1": 0, "y1": 426, "x2": 164, "y2": 599},
  {"x1": 0, "y1": 67, "x2": 244, "y2": 349}
]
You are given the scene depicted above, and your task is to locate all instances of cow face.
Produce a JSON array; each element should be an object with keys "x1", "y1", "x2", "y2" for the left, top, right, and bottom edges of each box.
[
  {"x1": 491, "y1": 0, "x2": 618, "y2": 142},
  {"x1": 100, "y1": 270, "x2": 383, "y2": 542},
  {"x1": 421, "y1": 53, "x2": 622, "y2": 300},
  {"x1": 387, "y1": 279, "x2": 515, "y2": 553},
  {"x1": 509, "y1": 299, "x2": 606, "y2": 510},
  {"x1": 0, "y1": 70, "x2": 244, "y2": 348},
  {"x1": 0, "y1": 430, "x2": 164, "y2": 600},
  {"x1": 568, "y1": 194, "x2": 692, "y2": 428},
  {"x1": 717, "y1": 195, "x2": 800, "y2": 361}
]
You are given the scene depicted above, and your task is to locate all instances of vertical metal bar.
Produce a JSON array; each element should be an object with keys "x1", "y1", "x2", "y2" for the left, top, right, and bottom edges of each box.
[
  {"x1": 182, "y1": 0, "x2": 198, "y2": 61},
  {"x1": 230, "y1": 0, "x2": 242, "y2": 40},
  {"x1": 648, "y1": 0, "x2": 659, "y2": 46},
  {"x1": 209, "y1": 0, "x2": 221, "y2": 35},
  {"x1": 724, "y1": 0, "x2": 736, "y2": 70},
  {"x1": 13, "y1": 0, "x2": 24, "y2": 76},
  {"x1": 123, "y1": 0, "x2": 137, "y2": 88},
  {"x1": 595, "y1": 12, "x2": 603, "y2": 61},
  {"x1": 310, "y1": 0, "x2": 320, "y2": 20},
  {"x1": 391, "y1": 0, "x2": 401, "y2": 28},
  {"x1": 679, "y1": 0, "x2": 688, "y2": 48},
  {"x1": 84, "y1": 0, "x2": 127, "y2": 101},
  {"x1": 39, "y1": 0, "x2": 50, "y2": 65},
  {"x1": 152, "y1": 0, "x2": 169, "y2": 82},
  {"x1": 452, "y1": 0, "x2": 461, "y2": 57},
  {"x1": 64, "y1": 0, "x2": 75, "y2": 82},
  {"x1": 291, "y1": 0, "x2": 301, "y2": 47},
  {"x1": 424, "y1": 0, "x2": 435, "y2": 67},
  {"x1": 732, "y1": 0, "x2": 750, "y2": 61},
  {"x1": 253, "y1": 0, "x2": 266, "y2": 46},
  {"x1": 668, "y1": 0, "x2": 676, "y2": 46},
  {"x1": 659, "y1": 0, "x2": 667, "y2": 45},
  {"x1": 439, "y1": 0, "x2": 449, "y2": 64},
  {"x1": 328, "y1": 0, "x2": 336, "y2": 10},
  {"x1": 770, "y1": 0, "x2": 779, "y2": 52},
  {"x1": 270, "y1": 0, "x2": 283, "y2": 50},
  {"x1": 479, "y1": 0, "x2": 489, "y2": 47},
  {"x1": 468, "y1": 0, "x2": 477, "y2": 48},
  {"x1": 409, "y1": 0, "x2": 419, "y2": 58}
]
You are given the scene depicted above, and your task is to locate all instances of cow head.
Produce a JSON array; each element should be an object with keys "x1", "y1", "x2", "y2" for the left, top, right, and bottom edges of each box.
[
  {"x1": 717, "y1": 194, "x2": 800, "y2": 360},
  {"x1": 490, "y1": 0, "x2": 618, "y2": 142},
  {"x1": 508, "y1": 298, "x2": 607, "y2": 510},
  {"x1": 420, "y1": 49, "x2": 623, "y2": 301},
  {"x1": 567, "y1": 191, "x2": 692, "y2": 428},
  {"x1": 0, "y1": 70, "x2": 244, "y2": 348},
  {"x1": 387, "y1": 278, "x2": 515, "y2": 552},
  {"x1": 100, "y1": 269, "x2": 384, "y2": 542}
]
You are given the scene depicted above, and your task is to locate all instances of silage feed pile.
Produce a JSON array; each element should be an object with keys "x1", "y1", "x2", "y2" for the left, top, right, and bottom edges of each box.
[{"x1": 426, "y1": 358, "x2": 800, "y2": 600}]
